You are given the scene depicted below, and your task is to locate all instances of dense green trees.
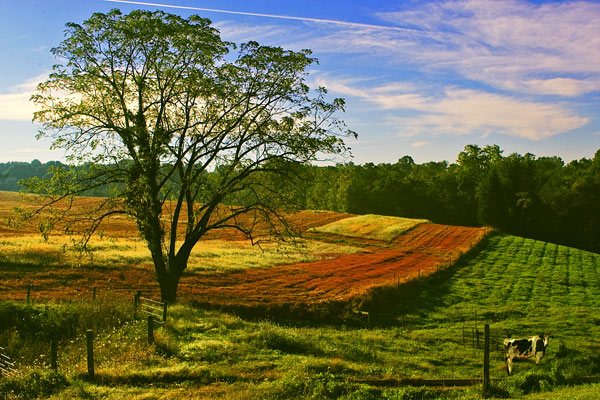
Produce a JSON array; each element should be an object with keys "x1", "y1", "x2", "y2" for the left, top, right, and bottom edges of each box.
[{"x1": 287, "y1": 145, "x2": 600, "y2": 253}]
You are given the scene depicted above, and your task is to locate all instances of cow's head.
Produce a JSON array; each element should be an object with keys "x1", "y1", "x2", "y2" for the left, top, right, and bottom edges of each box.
[{"x1": 542, "y1": 333, "x2": 551, "y2": 348}]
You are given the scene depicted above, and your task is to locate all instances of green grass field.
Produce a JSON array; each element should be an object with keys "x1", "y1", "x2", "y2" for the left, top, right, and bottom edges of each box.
[{"x1": 2, "y1": 233, "x2": 600, "y2": 399}]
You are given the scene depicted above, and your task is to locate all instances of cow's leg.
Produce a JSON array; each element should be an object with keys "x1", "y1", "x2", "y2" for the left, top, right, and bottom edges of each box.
[
  {"x1": 506, "y1": 356, "x2": 513, "y2": 375},
  {"x1": 535, "y1": 351, "x2": 543, "y2": 365}
]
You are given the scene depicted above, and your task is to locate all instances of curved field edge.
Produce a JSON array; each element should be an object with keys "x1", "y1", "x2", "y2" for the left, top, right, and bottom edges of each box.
[
  {"x1": 0, "y1": 190, "x2": 353, "y2": 239},
  {"x1": 0, "y1": 222, "x2": 491, "y2": 318},
  {"x1": 185, "y1": 224, "x2": 492, "y2": 319}
]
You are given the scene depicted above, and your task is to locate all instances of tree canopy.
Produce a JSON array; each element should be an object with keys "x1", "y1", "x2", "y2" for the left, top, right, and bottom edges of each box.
[{"x1": 29, "y1": 9, "x2": 354, "y2": 301}]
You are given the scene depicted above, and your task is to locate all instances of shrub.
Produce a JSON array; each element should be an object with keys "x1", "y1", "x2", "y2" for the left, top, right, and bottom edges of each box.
[{"x1": 0, "y1": 370, "x2": 68, "y2": 399}]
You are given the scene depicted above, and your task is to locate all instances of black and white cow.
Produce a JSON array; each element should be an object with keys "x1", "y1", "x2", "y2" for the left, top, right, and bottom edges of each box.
[{"x1": 504, "y1": 334, "x2": 550, "y2": 375}]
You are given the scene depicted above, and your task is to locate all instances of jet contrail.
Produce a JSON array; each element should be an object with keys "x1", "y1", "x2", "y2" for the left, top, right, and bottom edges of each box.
[{"x1": 104, "y1": 0, "x2": 420, "y2": 33}]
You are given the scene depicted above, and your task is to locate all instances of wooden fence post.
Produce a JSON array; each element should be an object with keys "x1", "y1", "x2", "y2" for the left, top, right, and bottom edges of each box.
[
  {"x1": 483, "y1": 324, "x2": 490, "y2": 394},
  {"x1": 92, "y1": 287, "x2": 97, "y2": 301},
  {"x1": 133, "y1": 291, "x2": 141, "y2": 320},
  {"x1": 476, "y1": 328, "x2": 480, "y2": 348},
  {"x1": 50, "y1": 339, "x2": 57, "y2": 371},
  {"x1": 26, "y1": 284, "x2": 32, "y2": 304},
  {"x1": 86, "y1": 330, "x2": 94, "y2": 379},
  {"x1": 148, "y1": 316, "x2": 154, "y2": 345}
]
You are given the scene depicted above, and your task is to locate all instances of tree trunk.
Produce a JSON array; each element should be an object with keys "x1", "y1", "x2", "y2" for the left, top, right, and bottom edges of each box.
[
  {"x1": 158, "y1": 256, "x2": 188, "y2": 303},
  {"x1": 158, "y1": 272, "x2": 180, "y2": 303}
]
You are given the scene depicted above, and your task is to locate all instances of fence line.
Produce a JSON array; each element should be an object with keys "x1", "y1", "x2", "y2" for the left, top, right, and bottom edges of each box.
[
  {"x1": 138, "y1": 296, "x2": 168, "y2": 323},
  {"x1": 462, "y1": 325, "x2": 506, "y2": 352},
  {"x1": 0, "y1": 346, "x2": 16, "y2": 377},
  {"x1": 11, "y1": 283, "x2": 510, "y2": 390}
]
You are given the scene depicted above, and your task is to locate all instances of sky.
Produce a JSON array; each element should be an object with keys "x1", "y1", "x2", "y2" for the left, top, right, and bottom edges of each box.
[{"x1": 1, "y1": 0, "x2": 600, "y2": 165}]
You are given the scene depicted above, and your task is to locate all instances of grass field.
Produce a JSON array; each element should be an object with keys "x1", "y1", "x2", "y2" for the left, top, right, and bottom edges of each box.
[
  {"x1": 1, "y1": 192, "x2": 600, "y2": 398},
  {"x1": 312, "y1": 214, "x2": 429, "y2": 242},
  {"x1": 3, "y1": 233, "x2": 600, "y2": 399}
]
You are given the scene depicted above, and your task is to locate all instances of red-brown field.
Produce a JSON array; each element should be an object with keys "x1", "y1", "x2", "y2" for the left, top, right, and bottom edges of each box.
[
  {"x1": 0, "y1": 191, "x2": 491, "y2": 310},
  {"x1": 182, "y1": 224, "x2": 490, "y2": 308}
]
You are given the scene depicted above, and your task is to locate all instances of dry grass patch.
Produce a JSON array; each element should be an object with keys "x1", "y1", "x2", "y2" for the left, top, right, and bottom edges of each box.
[
  {"x1": 0, "y1": 234, "x2": 365, "y2": 273},
  {"x1": 186, "y1": 239, "x2": 366, "y2": 272},
  {"x1": 312, "y1": 214, "x2": 429, "y2": 242}
]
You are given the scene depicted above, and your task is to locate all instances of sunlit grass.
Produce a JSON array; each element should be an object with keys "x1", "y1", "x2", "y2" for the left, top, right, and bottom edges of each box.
[
  {"x1": 0, "y1": 234, "x2": 365, "y2": 272},
  {"x1": 186, "y1": 239, "x2": 365, "y2": 272},
  {"x1": 312, "y1": 214, "x2": 429, "y2": 242},
  {"x1": 0, "y1": 235, "x2": 150, "y2": 269},
  {"x1": 4, "y1": 231, "x2": 600, "y2": 400}
]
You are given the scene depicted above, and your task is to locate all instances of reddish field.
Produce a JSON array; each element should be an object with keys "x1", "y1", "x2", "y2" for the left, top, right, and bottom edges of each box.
[
  {"x1": 0, "y1": 191, "x2": 350, "y2": 240},
  {"x1": 0, "y1": 223, "x2": 490, "y2": 307},
  {"x1": 0, "y1": 191, "x2": 491, "y2": 309},
  {"x1": 181, "y1": 224, "x2": 491, "y2": 308}
]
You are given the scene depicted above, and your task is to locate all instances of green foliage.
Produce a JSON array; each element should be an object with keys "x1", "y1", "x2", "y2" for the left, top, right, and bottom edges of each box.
[
  {"x1": 29, "y1": 8, "x2": 353, "y2": 302},
  {"x1": 0, "y1": 160, "x2": 65, "y2": 192},
  {"x1": 274, "y1": 145, "x2": 600, "y2": 254},
  {"x1": 0, "y1": 370, "x2": 68, "y2": 399},
  {"x1": 6, "y1": 144, "x2": 600, "y2": 256},
  {"x1": 0, "y1": 299, "x2": 132, "y2": 341}
]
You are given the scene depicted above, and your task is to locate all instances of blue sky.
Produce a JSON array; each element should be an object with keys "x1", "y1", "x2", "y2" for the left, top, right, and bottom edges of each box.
[{"x1": 1, "y1": 0, "x2": 599, "y2": 164}]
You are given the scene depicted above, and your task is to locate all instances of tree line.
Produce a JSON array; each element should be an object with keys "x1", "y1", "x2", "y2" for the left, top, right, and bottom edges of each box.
[
  {"x1": 2, "y1": 144, "x2": 599, "y2": 254},
  {"x1": 283, "y1": 144, "x2": 600, "y2": 254}
]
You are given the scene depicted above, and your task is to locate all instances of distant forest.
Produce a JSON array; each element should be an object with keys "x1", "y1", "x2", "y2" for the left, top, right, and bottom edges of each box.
[{"x1": 1, "y1": 144, "x2": 599, "y2": 254}]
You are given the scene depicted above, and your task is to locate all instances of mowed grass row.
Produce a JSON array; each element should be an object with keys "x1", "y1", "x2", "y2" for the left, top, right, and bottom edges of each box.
[{"x1": 432, "y1": 234, "x2": 600, "y2": 340}]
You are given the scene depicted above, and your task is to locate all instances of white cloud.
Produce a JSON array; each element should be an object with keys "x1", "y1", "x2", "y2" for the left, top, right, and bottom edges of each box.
[
  {"x1": 0, "y1": 74, "x2": 47, "y2": 121},
  {"x1": 522, "y1": 78, "x2": 599, "y2": 97},
  {"x1": 374, "y1": 0, "x2": 600, "y2": 97},
  {"x1": 212, "y1": 1, "x2": 600, "y2": 98},
  {"x1": 0, "y1": 93, "x2": 35, "y2": 121},
  {"x1": 411, "y1": 141, "x2": 429, "y2": 148},
  {"x1": 322, "y1": 78, "x2": 589, "y2": 140}
]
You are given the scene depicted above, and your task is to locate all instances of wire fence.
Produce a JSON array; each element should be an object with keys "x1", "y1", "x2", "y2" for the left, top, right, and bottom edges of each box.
[{"x1": 0, "y1": 346, "x2": 16, "y2": 377}]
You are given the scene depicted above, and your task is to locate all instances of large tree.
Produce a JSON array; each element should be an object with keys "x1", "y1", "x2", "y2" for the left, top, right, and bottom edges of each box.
[{"x1": 29, "y1": 9, "x2": 354, "y2": 302}]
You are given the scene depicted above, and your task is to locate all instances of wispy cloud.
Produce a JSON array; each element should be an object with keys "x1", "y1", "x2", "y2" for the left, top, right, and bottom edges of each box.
[
  {"x1": 374, "y1": 0, "x2": 600, "y2": 97},
  {"x1": 0, "y1": 74, "x2": 47, "y2": 121},
  {"x1": 25, "y1": 46, "x2": 49, "y2": 53},
  {"x1": 104, "y1": 0, "x2": 422, "y2": 33},
  {"x1": 322, "y1": 78, "x2": 588, "y2": 140},
  {"x1": 206, "y1": 1, "x2": 600, "y2": 99}
]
